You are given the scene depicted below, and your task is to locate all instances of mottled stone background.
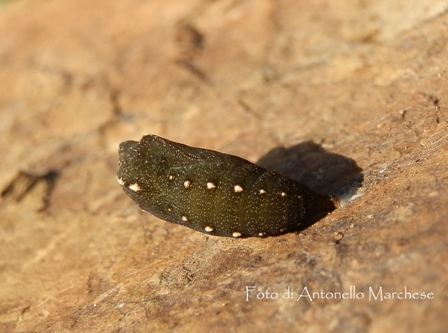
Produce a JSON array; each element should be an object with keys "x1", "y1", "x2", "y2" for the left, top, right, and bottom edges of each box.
[{"x1": 0, "y1": 0, "x2": 447, "y2": 332}]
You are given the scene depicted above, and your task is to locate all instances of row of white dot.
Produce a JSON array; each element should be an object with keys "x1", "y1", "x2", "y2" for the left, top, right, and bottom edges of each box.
[
  {"x1": 180, "y1": 178, "x2": 244, "y2": 194},
  {"x1": 181, "y1": 215, "x2": 240, "y2": 237},
  {"x1": 120, "y1": 175, "x2": 302, "y2": 201},
  {"x1": 172, "y1": 175, "x2": 298, "y2": 198},
  {"x1": 180, "y1": 213, "x2": 268, "y2": 238}
]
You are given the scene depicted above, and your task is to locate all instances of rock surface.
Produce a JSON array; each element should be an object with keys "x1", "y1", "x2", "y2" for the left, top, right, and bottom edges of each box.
[{"x1": 0, "y1": 0, "x2": 447, "y2": 332}]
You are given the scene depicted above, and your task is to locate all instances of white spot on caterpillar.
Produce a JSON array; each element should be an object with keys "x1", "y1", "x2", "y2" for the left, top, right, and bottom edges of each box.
[
  {"x1": 168, "y1": 175, "x2": 175, "y2": 181},
  {"x1": 234, "y1": 185, "x2": 244, "y2": 193},
  {"x1": 184, "y1": 180, "x2": 191, "y2": 188},
  {"x1": 128, "y1": 183, "x2": 141, "y2": 192},
  {"x1": 167, "y1": 207, "x2": 172, "y2": 212},
  {"x1": 259, "y1": 189, "x2": 267, "y2": 195},
  {"x1": 232, "y1": 231, "x2": 242, "y2": 238},
  {"x1": 281, "y1": 192, "x2": 287, "y2": 197},
  {"x1": 297, "y1": 195, "x2": 302, "y2": 200},
  {"x1": 182, "y1": 215, "x2": 188, "y2": 222},
  {"x1": 116, "y1": 177, "x2": 126, "y2": 186},
  {"x1": 258, "y1": 232, "x2": 266, "y2": 237},
  {"x1": 205, "y1": 226, "x2": 214, "y2": 232},
  {"x1": 206, "y1": 182, "x2": 216, "y2": 190},
  {"x1": 279, "y1": 228, "x2": 286, "y2": 233}
]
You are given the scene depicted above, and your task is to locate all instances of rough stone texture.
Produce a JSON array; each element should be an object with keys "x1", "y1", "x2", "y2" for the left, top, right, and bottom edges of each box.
[{"x1": 0, "y1": 0, "x2": 447, "y2": 332}]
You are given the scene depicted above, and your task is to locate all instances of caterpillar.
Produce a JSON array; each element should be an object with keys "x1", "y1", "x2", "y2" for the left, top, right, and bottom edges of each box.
[{"x1": 117, "y1": 134, "x2": 335, "y2": 238}]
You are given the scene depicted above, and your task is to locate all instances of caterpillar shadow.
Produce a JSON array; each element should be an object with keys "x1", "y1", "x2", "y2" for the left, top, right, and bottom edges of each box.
[{"x1": 256, "y1": 141, "x2": 363, "y2": 230}]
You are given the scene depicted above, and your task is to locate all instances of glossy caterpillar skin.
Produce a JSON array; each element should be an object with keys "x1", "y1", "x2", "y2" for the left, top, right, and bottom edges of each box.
[{"x1": 117, "y1": 134, "x2": 335, "y2": 238}]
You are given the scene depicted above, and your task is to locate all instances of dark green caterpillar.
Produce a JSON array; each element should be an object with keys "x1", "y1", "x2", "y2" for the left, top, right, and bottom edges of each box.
[{"x1": 117, "y1": 134, "x2": 335, "y2": 238}]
